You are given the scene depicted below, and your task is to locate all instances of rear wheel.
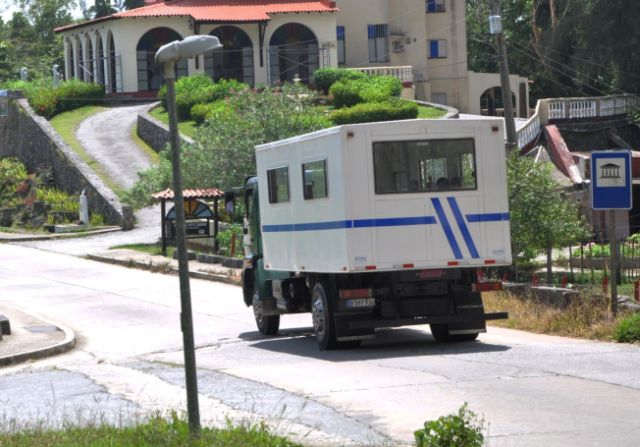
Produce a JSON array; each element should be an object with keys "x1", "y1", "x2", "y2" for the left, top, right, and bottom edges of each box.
[
  {"x1": 311, "y1": 282, "x2": 338, "y2": 350},
  {"x1": 252, "y1": 289, "x2": 280, "y2": 335}
]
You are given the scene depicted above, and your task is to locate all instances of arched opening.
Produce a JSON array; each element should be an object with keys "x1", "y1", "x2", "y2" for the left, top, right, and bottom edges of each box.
[
  {"x1": 136, "y1": 27, "x2": 186, "y2": 91},
  {"x1": 85, "y1": 34, "x2": 94, "y2": 83},
  {"x1": 66, "y1": 38, "x2": 74, "y2": 81},
  {"x1": 268, "y1": 23, "x2": 318, "y2": 84},
  {"x1": 96, "y1": 32, "x2": 105, "y2": 86},
  {"x1": 206, "y1": 26, "x2": 254, "y2": 85},
  {"x1": 107, "y1": 32, "x2": 117, "y2": 93},
  {"x1": 480, "y1": 87, "x2": 516, "y2": 117}
]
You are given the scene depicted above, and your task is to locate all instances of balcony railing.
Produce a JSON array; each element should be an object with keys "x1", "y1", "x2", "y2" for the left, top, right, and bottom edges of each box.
[{"x1": 349, "y1": 66, "x2": 413, "y2": 85}]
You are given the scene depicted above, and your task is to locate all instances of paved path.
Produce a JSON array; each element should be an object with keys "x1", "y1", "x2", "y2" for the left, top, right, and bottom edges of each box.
[
  {"x1": 76, "y1": 104, "x2": 155, "y2": 191},
  {"x1": 17, "y1": 104, "x2": 161, "y2": 255}
]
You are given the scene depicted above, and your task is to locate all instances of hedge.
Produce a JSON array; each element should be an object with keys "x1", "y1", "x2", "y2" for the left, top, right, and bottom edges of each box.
[
  {"x1": 330, "y1": 100, "x2": 419, "y2": 125},
  {"x1": 158, "y1": 75, "x2": 249, "y2": 120},
  {"x1": 329, "y1": 75, "x2": 402, "y2": 109},
  {"x1": 312, "y1": 68, "x2": 365, "y2": 95},
  {"x1": 25, "y1": 80, "x2": 105, "y2": 119}
]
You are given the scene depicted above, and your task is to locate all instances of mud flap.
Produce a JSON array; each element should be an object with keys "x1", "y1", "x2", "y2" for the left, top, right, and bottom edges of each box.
[{"x1": 448, "y1": 291, "x2": 486, "y2": 335}]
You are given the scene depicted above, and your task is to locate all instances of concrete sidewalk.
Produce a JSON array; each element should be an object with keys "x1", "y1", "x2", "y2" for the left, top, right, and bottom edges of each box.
[
  {"x1": 0, "y1": 226, "x2": 121, "y2": 242},
  {"x1": 0, "y1": 302, "x2": 75, "y2": 367},
  {"x1": 87, "y1": 249, "x2": 242, "y2": 286}
]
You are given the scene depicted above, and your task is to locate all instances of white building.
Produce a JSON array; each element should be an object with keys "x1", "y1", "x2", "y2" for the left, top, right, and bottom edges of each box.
[{"x1": 55, "y1": 0, "x2": 529, "y2": 116}]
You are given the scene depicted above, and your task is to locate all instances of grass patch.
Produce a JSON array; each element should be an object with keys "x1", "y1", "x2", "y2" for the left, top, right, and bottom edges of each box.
[
  {"x1": 614, "y1": 313, "x2": 640, "y2": 342},
  {"x1": 149, "y1": 107, "x2": 198, "y2": 138},
  {"x1": 417, "y1": 105, "x2": 447, "y2": 118},
  {"x1": 50, "y1": 105, "x2": 126, "y2": 199},
  {"x1": 483, "y1": 291, "x2": 630, "y2": 340},
  {"x1": 0, "y1": 414, "x2": 303, "y2": 447},
  {"x1": 130, "y1": 126, "x2": 160, "y2": 163}
]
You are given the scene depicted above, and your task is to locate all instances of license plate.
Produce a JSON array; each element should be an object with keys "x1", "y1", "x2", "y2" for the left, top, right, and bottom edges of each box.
[{"x1": 346, "y1": 298, "x2": 376, "y2": 308}]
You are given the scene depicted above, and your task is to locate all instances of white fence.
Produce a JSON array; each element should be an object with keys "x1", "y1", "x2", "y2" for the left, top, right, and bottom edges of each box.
[
  {"x1": 349, "y1": 66, "x2": 413, "y2": 84},
  {"x1": 516, "y1": 94, "x2": 639, "y2": 150}
]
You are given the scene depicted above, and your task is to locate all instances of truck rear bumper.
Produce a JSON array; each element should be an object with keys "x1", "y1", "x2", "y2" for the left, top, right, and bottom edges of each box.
[{"x1": 344, "y1": 311, "x2": 508, "y2": 330}]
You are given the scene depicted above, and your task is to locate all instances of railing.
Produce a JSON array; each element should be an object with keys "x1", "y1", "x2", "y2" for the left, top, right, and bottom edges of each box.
[
  {"x1": 516, "y1": 94, "x2": 639, "y2": 150},
  {"x1": 350, "y1": 66, "x2": 414, "y2": 84}
]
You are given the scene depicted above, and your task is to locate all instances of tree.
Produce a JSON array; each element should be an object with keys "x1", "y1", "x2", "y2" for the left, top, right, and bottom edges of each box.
[
  {"x1": 466, "y1": 0, "x2": 640, "y2": 101},
  {"x1": 507, "y1": 152, "x2": 591, "y2": 282},
  {"x1": 89, "y1": 0, "x2": 117, "y2": 18}
]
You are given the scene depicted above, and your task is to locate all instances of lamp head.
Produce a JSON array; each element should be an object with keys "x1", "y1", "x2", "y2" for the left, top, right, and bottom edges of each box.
[{"x1": 155, "y1": 35, "x2": 222, "y2": 64}]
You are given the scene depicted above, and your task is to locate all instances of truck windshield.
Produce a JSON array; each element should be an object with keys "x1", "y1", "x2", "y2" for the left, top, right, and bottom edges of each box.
[{"x1": 372, "y1": 138, "x2": 476, "y2": 194}]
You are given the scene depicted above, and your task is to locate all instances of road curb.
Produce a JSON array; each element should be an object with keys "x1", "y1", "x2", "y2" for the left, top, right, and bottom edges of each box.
[
  {"x1": 0, "y1": 227, "x2": 122, "y2": 243},
  {"x1": 86, "y1": 254, "x2": 241, "y2": 286},
  {"x1": 0, "y1": 302, "x2": 76, "y2": 367}
]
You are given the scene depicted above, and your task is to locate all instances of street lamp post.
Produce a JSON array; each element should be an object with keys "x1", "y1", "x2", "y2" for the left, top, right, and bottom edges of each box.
[
  {"x1": 489, "y1": 0, "x2": 518, "y2": 152},
  {"x1": 155, "y1": 35, "x2": 222, "y2": 436}
]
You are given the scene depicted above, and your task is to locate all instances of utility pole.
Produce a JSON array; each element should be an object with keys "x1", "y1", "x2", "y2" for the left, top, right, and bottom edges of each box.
[{"x1": 489, "y1": 0, "x2": 518, "y2": 152}]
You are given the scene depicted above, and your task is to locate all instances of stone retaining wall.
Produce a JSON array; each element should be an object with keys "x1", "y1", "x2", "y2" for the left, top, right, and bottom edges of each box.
[
  {"x1": 0, "y1": 96, "x2": 124, "y2": 226},
  {"x1": 137, "y1": 104, "x2": 193, "y2": 153}
]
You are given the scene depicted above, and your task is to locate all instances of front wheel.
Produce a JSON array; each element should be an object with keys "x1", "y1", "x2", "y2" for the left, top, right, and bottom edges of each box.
[
  {"x1": 252, "y1": 290, "x2": 280, "y2": 335},
  {"x1": 311, "y1": 282, "x2": 337, "y2": 350}
]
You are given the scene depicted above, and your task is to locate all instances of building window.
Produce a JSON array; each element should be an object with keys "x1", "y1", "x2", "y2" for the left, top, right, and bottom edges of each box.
[
  {"x1": 267, "y1": 167, "x2": 290, "y2": 203},
  {"x1": 367, "y1": 24, "x2": 389, "y2": 63},
  {"x1": 428, "y1": 39, "x2": 447, "y2": 58},
  {"x1": 302, "y1": 160, "x2": 328, "y2": 200},
  {"x1": 426, "y1": 0, "x2": 445, "y2": 13},
  {"x1": 431, "y1": 92, "x2": 447, "y2": 105},
  {"x1": 373, "y1": 139, "x2": 476, "y2": 194},
  {"x1": 337, "y1": 26, "x2": 346, "y2": 65}
]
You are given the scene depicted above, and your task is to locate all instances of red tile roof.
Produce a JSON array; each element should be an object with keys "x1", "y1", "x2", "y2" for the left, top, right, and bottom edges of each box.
[
  {"x1": 117, "y1": 0, "x2": 337, "y2": 22},
  {"x1": 56, "y1": 0, "x2": 337, "y2": 32},
  {"x1": 152, "y1": 188, "x2": 224, "y2": 200}
]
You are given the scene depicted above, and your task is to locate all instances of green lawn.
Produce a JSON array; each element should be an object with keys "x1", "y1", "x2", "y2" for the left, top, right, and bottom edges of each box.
[
  {"x1": 50, "y1": 106, "x2": 126, "y2": 199},
  {"x1": 0, "y1": 414, "x2": 303, "y2": 447},
  {"x1": 418, "y1": 105, "x2": 447, "y2": 118},
  {"x1": 149, "y1": 106, "x2": 199, "y2": 139}
]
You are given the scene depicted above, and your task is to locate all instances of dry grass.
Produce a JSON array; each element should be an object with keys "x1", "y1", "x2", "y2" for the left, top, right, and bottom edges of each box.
[{"x1": 483, "y1": 291, "x2": 628, "y2": 341}]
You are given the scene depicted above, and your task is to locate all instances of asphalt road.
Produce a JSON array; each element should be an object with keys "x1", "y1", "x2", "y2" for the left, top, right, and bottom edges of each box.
[{"x1": 1, "y1": 244, "x2": 639, "y2": 446}]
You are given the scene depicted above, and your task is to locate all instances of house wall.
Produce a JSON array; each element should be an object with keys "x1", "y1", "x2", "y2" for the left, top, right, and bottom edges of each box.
[
  {"x1": 424, "y1": 0, "x2": 469, "y2": 111},
  {"x1": 467, "y1": 71, "x2": 530, "y2": 117},
  {"x1": 59, "y1": 13, "x2": 338, "y2": 93}
]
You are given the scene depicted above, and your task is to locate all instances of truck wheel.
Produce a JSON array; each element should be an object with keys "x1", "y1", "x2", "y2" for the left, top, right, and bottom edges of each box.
[
  {"x1": 450, "y1": 332, "x2": 479, "y2": 342},
  {"x1": 252, "y1": 290, "x2": 280, "y2": 336},
  {"x1": 429, "y1": 323, "x2": 450, "y2": 342},
  {"x1": 311, "y1": 282, "x2": 338, "y2": 350}
]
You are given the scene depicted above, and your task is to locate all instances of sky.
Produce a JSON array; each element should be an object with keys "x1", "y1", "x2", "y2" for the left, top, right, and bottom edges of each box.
[{"x1": 1, "y1": 2, "x2": 94, "y2": 23}]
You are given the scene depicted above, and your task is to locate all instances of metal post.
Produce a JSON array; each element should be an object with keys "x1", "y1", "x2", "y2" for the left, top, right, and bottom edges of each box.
[
  {"x1": 489, "y1": 0, "x2": 518, "y2": 152},
  {"x1": 164, "y1": 62, "x2": 201, "y2": 435},
  {"x1": 609, "y1": 210, "x2": 618, "y2": 315}
]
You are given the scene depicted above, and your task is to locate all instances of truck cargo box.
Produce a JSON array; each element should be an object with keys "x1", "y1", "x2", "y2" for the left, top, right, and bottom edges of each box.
[{"x1": 255, "y1": 118, "x2": 511, "y2": 273}]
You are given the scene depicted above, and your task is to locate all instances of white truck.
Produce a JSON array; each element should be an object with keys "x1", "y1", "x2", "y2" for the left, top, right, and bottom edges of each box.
[{"x1": 241, "y1": 118, "x2": 510, "y2": 349}]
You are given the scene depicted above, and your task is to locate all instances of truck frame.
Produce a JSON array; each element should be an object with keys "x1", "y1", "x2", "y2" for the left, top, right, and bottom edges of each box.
[{"x1": 241, "y1": 118, "x2": 510, "y2": 349}]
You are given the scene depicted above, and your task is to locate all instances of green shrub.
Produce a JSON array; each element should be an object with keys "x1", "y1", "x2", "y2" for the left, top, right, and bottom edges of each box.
[
  {"x1": 330, "y1": 99, "x2": 418, "y2": 124},
  {"x1": 329, "y1": 75, "x2": 402, "y2": 108},
  {"x1": 0, "y1": 158, "x2": 28, "y2": 206},
  {"x1": 24, "y1": 79, "x2": 105, "y2": 119},
  {"x1": 329, "y1": 79, "x2": 362, "y2": 108},
  {"x1": 312, "y1": 67, "x2": 365, "y2": 94},
  {"x1": 217, "y1": 224, "x2": 243, "y2": 257},
  {"x1": 158, "y1": 75, "x2": 249, "y2": 120},
  {"x1": 614, "y1": 313, "x2": 640, "y2": 342},
  {"x1": 414, "y1": 404, "x2": 485, "y2": 447}
]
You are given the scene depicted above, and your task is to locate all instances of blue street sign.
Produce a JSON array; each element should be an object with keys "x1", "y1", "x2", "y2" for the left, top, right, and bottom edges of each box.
[{"x1": 591, "y1": 150, "x2": 632, "y2": 210}]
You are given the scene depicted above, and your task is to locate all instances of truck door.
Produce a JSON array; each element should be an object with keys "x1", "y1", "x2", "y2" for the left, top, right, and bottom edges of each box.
[{"x1": 244, "y1": 177, "x2": 262, "y2": 258}]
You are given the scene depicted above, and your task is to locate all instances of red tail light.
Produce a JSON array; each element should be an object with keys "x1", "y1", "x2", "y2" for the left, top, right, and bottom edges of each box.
[{"x1": 473, "y1": 281, "x2": 502, "y2": 292}]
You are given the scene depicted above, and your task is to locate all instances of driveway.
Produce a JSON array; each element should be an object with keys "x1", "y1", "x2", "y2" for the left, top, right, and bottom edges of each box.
[{"x1": 18, "y1": 104, "x2": 161, "y2": 255}]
